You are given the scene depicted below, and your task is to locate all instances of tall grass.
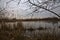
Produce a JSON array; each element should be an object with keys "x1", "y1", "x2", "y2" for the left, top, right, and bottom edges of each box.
[
  {"x1": 0, "y1": 21, "x2": 60, "y2": 40},
  {"x1": 0, "y1": 22, "x2": 24, "y2": 40}
]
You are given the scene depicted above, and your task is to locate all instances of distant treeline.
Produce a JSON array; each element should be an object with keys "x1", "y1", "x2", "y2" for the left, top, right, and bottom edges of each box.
[{"x1": 0, "y1": 17, "x2": 60, "y2": 22}]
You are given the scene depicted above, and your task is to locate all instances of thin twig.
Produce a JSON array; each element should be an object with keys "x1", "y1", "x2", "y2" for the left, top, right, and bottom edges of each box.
[{"x1": 28, "y1": 0, "x2": 60, "y2": 17}]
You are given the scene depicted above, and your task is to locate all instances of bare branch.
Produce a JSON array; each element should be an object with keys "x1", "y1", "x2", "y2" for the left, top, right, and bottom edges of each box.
[
  {"x1": 18, "y1": 0, "x2": 21, "y2": 5},
  {"x1": 6, "y1": 0, "x2": 14, "y2": 4},
  {"x1": 26, "y1": 7, "x2": 39, "y2": 16},
  {"x1": 22, "y1": 1, "x2": 28, "y2": 4},
  {"x1": 0, "y1": 8, "x2": 5, "y2": 12},
  {"x1": 25, "y1": 5, "x2": 33, "y2": 11},
  {"x1": 28, "y1": 0, "x2": 60, "y2": 17}
]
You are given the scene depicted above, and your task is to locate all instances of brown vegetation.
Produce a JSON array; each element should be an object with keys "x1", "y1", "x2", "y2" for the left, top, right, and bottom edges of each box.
[
  {"x1": 0, "y1": 19, "x2": 60, "y2": 40},
  {"x1": 0, "y1": 17, "x2": 60, "y2": 22},
  {"x1": 0, "y1": 22, "x2": 24, "y2": 40}
]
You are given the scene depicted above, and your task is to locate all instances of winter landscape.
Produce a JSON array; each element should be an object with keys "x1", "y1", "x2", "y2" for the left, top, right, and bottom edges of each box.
[{"x1": 0, "y1": 0, "x2": 60, "y2": 40}]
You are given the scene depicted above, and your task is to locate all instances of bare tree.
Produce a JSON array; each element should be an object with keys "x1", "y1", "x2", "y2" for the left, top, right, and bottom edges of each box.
[
  {"x1": 0, "y1": 0, "x2": 15, "y2": 19},
  {"x1": 0, "y1": 0, "x2": 60, "y2": 19},
  {"x1": 25, "y1": 0, "x2": 60, "y2": 18}
]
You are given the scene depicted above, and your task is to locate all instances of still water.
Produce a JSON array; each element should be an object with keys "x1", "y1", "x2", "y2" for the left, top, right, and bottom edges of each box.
[
  {"x1": 0, "y1": 21, "x2": 60, "y2": 37},
  {"x1": 23, "y1": 21, "x2": 60, "y2": 29},
  {"x1": 22, "y1": 21, "x2": 60, "y2": 37}
]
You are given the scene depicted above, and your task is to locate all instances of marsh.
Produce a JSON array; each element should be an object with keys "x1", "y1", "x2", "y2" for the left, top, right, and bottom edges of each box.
[{"x1": 0, "y1": 20, "x2": 60, "y2": 40}]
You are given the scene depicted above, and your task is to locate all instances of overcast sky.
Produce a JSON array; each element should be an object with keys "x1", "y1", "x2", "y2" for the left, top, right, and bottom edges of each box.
[{"x1": 0, "y1": 0, "x2": 60, "y2": 19}]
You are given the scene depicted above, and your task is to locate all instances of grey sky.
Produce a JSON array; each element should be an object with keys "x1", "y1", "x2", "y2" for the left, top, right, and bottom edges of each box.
[{"x1": 0, "y1": 0, "x2": 60, "y2": 19}]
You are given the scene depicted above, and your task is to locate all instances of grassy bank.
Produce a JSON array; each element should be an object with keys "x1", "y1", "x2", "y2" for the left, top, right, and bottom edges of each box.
[{"x1": 0, "y1": 22, "x2": 60, "y2": 40}]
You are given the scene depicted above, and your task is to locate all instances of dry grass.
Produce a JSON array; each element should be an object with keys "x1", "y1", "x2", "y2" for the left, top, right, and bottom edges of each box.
[
  {"x1": 0, "y1": 22, "x2": 60, "y2": 40},
  {"x1": 0, "y1": 22, "x2": 24, "y2": 40}
]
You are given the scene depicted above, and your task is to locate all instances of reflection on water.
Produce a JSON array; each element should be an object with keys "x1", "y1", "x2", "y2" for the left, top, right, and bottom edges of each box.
[
  {"x1": 23, "y1": 21, "x2": 60, "y2": 29},
  {"x1": 22, "y1": 21, "x2": 60, "y2": 37},
  {"x1": 0, "y1": 21, "x2": 60, "y2": 38}
]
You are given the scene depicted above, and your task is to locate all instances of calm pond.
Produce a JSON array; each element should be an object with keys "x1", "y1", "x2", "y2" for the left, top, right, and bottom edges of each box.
[{"x1": 0, "y1": 20, "x2": 60, "y2": 37}]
